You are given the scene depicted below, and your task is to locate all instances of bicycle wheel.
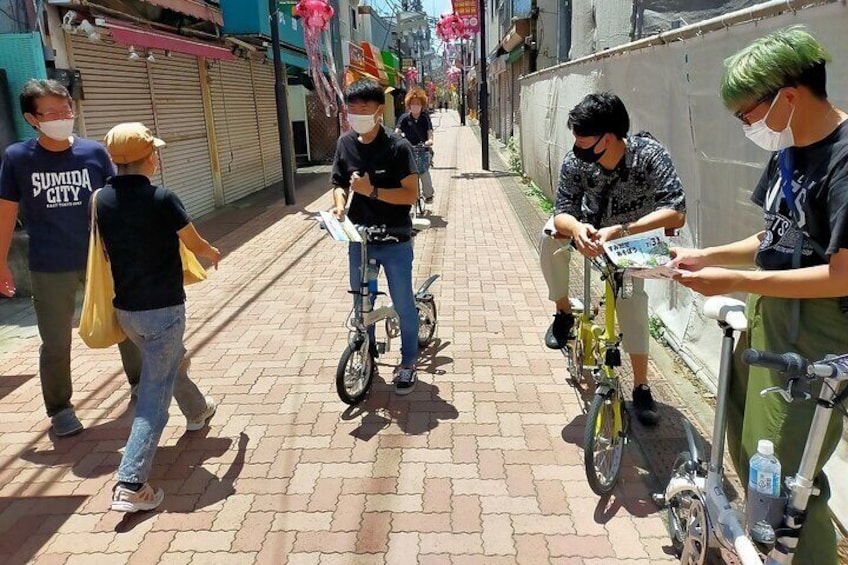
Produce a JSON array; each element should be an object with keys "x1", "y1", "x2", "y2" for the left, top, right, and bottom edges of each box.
[
  {"x1": 583, "y1": 391, "x2": 625, "y2": 495},
  {"x1": 335, "y1": 340, "x2": 375, "y2": 405},
  {"x1": 567, "y1": 333, "x2": 585, "y2": 384},
  {"x1": 416, "y1": 298, "x2": 437, "y2": 347}
]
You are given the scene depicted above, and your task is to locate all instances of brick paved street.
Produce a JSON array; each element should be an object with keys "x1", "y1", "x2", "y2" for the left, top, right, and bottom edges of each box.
[{"x1": 0, "y1": 112, "x2": 678, "y2": 564}]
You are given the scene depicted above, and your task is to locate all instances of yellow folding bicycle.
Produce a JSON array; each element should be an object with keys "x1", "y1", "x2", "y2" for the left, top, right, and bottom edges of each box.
[{"x1": 565, "y1": 250, "x2": 632, "y2": 496}]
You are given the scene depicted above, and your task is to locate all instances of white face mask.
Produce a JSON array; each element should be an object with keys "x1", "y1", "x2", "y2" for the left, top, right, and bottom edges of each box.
[
  {"x1": 38, "y1": 118, "x2": 75, "y2": 142},
  {"x1": 410, "y1": 104, "x2": 422, "y2": 115},
  {"x1": 743, "y1": 93, "x2": 795, "y2": 151},
  {"x1": 349, "y1": 111, "x2": 379, "y2": 135}
]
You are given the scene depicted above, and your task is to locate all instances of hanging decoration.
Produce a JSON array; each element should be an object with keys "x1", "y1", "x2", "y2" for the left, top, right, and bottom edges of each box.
[
  {"x1": 293, "y1": 0, "x2": 344, "y2": 117},
  {"x1": 446, "y1": 64, "x2": 461, "y2": 84},
  {"x1": 404, "y1": 66, "x2": 420, "y2": 88},
  {"x1": 425, "y1": 81, "x2": 437, "y2": 102},
  {"x1": 435, "y1": 13, "x2": 466, "y2": 43}
]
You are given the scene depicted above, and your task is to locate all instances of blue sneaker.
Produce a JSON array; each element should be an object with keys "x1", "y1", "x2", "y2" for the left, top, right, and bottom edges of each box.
[{"x1": 51, "y1": 408, "x2": 83, "y2": 437}]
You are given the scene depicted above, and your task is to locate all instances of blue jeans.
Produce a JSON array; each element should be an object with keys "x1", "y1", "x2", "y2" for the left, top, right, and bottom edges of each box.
[
  {"x1": 348, "y1": 240, "x2": 418, "y2": 366},
  {"x1": 413, "y1": 148, "x2": 434, "y2": 199},
  {"x1": 115, "y1": 304, "x2": 186, "y2": 484}
]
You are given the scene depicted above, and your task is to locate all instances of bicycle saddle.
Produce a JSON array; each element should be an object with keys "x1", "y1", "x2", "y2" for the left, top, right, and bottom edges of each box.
[{"x1": 703, "y1": 296, "x2": 747, "y2": 331}]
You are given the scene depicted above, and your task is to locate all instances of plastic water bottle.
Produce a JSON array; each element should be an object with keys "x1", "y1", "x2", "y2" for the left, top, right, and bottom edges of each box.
[
  {"x1": 367, "y1": 259, "x2": 379, "y2": 296},
  {"x1": 748, "y1": 439, "x2": 782, "y2": 543}
]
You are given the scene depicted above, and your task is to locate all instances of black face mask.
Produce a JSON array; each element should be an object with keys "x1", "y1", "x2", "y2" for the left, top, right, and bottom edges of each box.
[{"x1": 572, "y1": 136, "x2": 605, "y2": 163}]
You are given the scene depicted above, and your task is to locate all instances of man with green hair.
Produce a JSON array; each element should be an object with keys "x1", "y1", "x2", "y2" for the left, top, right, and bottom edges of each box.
[{"x1": 672, "y1": 26, "x2": 847, "y2": 563}]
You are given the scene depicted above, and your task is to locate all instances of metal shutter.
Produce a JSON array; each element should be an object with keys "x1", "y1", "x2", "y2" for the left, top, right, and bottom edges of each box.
[
  {"x1": 68, "y1": 35, "x2": 160, "y2": 188},
  {"x1": 149, "y1": 52, "x2": 215, "y2": 217},
  {"x1": 251, "y1": 60, "x2": 283, "y2": 188},
  {"x1": 209, "y1": 58, "x2": 265, "y2": 204},
  {"x1": 68, "y1": 37, "x2": 216, "y2": 217}
]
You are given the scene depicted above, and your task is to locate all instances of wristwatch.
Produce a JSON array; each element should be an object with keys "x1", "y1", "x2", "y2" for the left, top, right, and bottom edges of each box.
[
  {"x1": 621, "y1": 223, "x2": 631, "y2": 237},
  {"x1": 369, "y1": 186, "x2": 379, "y2": 200}
]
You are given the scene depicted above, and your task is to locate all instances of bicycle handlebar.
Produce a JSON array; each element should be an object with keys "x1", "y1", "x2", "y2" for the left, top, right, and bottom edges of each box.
[
  {"x1": 742, "y1": 350, "x2": 807, "y2": 375},
  {"x1": 743, "y1": 349, "x2": 842, "y2": 379},
  {"x1": 356, "y1": 224, "x2": 412, "y2": 241}
]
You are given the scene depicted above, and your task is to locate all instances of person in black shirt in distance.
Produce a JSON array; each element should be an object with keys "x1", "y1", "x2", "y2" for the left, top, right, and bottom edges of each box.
[{"x1": 396, "y1": 87, "x2": 435, "y2": 203}]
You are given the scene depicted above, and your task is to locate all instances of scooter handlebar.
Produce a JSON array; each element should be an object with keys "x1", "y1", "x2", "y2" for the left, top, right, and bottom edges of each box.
[{"x1": 743, "y1": 349, "x2": 807, "y2": 376}]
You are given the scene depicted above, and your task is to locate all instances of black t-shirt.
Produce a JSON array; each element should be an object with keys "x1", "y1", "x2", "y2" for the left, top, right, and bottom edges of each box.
[
  {"x1": 751, "y1": 120, "x2": 848, "y2": 270},
  {"x1": 96, "y1": 175, "x2": 191, "y2": 311},
  {"x1": 331, "y1": 127, "x2": 416, "y2": 238},
  {"x1": 396, "y1": 111, "x2": 433, "y2": 146}
]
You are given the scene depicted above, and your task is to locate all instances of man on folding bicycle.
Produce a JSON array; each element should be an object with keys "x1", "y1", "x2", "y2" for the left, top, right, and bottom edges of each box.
[
  {"x1": 671, "y1": 27, "x2": 848, "y2": 563},
  {"x1": 396, "y1": 87, "x2": 435, "y2": 203},
  {"x1": 542, "y1": 92, "x2": 686, "y2": 426},
  {"x1": 330, "y1": 79, "x2": 421, "y2": 395}
]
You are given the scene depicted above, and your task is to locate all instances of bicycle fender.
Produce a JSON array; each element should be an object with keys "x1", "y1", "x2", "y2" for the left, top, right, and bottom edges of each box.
[{"x1": 416, "y1": 274, "x2": 440, "y2": 296}]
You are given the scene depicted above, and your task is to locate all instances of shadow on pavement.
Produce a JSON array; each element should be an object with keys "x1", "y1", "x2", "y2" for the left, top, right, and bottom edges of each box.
[
  {"x1": 420, "y1": 213, "x2": 448, "y2": 230},
  {"x1": 452, "y1": 171, "x2": 519, "y2": 181},
  {"x1": 112, "y1": 431, "x2": 249, "y2": 533},
  {"x1": 560, "y1": 414, "x2": 658, "y2": 521},
  {"x1": 560, "y1": 368, "x2": 720, "y2": 489},
  {"x1": 0, "y1": 495, "x2": 87, "y2": 565},
  {"x1": 341, "y1": 342, "x2": 459, "y2": 440},
  {"x1": 0, "y1": 374, "x2": 35, "y2": 403},
  {"x1": 19, "y1": 401, "x2": 136, "y2": 478},
  {"x1": 416, "y1": 338, "x2": 453, "y2": 376}
]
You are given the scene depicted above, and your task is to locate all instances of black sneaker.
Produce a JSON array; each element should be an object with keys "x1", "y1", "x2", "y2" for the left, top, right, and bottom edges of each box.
[
  {"x1": 393, "y1": 365, "x2": 417, "y2": 396},
  {"x1": 632, "y1": 384, "x2": 660, "y2": 426},
  {"x1": 424, "y1": 197, "x2": 434, "y2": 204},
  {"x1": 544, "y1": 312, "x2": 574, "y2": 350}
]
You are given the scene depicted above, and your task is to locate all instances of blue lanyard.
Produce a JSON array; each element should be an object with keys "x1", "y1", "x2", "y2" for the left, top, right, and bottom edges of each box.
[{"x1": 778, "y1": 148, "x2": 798, "y2": 219}]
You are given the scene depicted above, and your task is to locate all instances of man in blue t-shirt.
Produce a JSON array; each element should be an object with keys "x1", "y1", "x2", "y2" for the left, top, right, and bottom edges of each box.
[{"x1": 0, "y1": 80, "x2": 142, "y2": 437}]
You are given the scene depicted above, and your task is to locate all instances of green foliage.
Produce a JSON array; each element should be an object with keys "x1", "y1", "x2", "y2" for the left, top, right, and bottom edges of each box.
[
  {"x1": 506, "y1": 137, "x2": 523, "y2": 175},
  {"x1": 525, "y1": 181, "x2": 554, "y2": 215},
  {"x1": 648, "y1": 315, "x2": 665, "y2": 341}
]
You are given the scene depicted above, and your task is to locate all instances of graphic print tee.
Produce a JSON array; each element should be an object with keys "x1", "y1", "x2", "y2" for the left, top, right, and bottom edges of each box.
[
  {"x1": 0, "y1": 137, "x2": 115, "y2": 272},
  {"x1": 751, "y1": 120, "x2": 848, "y2": 270}
]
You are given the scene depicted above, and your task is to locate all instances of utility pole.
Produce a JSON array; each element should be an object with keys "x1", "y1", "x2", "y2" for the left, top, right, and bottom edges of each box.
[
  {"x1": 269, "y1": 0, "x2": 297, "y2": 204},
  {"x1": 479, "y1": 0, "x2": 489, "y2": 170},
  {"x1": 459, "y1": 39, "x2": 466, "y2": 125},
  {"x1": 327, "y1": 0, "x2": 344, "y2": 81}
]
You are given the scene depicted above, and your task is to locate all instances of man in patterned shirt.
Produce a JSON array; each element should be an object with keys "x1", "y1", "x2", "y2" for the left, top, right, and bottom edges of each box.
[{"x1": 541, "y1": 92, "x2": 686, "y2": 425}]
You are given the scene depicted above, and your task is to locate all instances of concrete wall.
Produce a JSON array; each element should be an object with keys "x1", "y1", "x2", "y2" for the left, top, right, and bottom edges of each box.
[
  {"x1": 570, "y1": 0, "x2": 633, "y2": 58},
  {"x1": 535, "y1": 0, "x2": 563, "y2": 69}
]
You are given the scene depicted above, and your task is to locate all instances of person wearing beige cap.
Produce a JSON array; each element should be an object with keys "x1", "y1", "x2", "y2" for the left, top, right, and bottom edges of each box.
[
  {"x1": 97, "y1": 122, "x2": 221, "y2": 512},
  {"x1": 0, "y1": 79, "x2": 144, "y2": 438}
]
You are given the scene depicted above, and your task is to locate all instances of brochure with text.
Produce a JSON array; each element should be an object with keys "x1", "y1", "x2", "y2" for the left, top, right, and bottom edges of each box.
[
  {"x1": 603, "y1": 227, "x2": 681, "y2": 279},
  {"x1": 318, "y1": 211, "x2": 362, "y2": 243}
]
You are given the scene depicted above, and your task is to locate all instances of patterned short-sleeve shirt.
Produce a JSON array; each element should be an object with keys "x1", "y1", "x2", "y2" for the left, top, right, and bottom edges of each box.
[{"x1": 554, "y1": 134, "x2": 686, "y2": 228}]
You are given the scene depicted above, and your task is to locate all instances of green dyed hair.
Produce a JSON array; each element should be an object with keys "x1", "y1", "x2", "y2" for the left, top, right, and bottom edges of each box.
[{"x1": 720, "y1": 26, "x2": 831, "y2": 110}]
